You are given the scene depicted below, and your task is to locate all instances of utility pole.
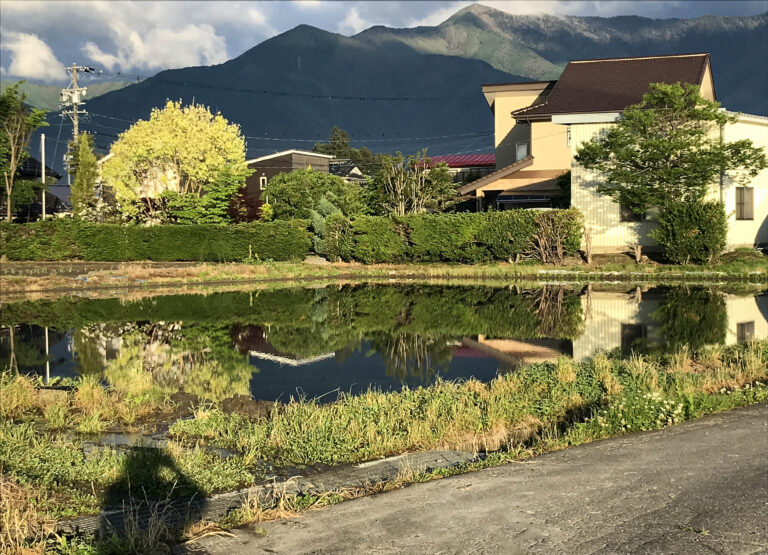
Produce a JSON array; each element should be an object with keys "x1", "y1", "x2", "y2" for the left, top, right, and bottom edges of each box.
[
  {"x1": 61, "y1": 64, "x2": 95, "y2": 176},
  {"x1": 41, "y1": 133, "x2": 46, "y2": 220}
]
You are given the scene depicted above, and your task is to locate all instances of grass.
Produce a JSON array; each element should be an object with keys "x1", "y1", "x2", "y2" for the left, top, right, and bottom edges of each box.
[
  {"x1": 169, "y1": 341, "x2": 768, "y2": 467},
  {"x1": 1, "y1": 340, "x2": 767, "y2": 552},
  {"x1": 2, "y1": 249, "x2": 767, "y2": 298}
]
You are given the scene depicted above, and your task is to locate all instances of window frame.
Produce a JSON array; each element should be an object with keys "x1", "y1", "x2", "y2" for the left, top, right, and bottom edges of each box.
[
  {"x1": 735, "y1": 186, "x2": 754, "y2": 221},
  {"x1": 259, "y1": 175, "x2": 268, "y2": 191}
]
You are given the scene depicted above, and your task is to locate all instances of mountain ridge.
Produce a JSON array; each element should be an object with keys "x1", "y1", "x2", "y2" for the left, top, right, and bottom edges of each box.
[{"x1": 35, "y1": 4, "x2": 768, "y2": 179}]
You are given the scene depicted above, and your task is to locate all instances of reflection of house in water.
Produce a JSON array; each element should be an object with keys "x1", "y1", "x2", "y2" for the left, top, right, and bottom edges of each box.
[
  {"x1": 233, "y1": 325, "x2": 336, "y2": 367},
  {"x1": 573, "y1": 290, "x2": 768, "y2": 361},
  {"x1": 249, "y1": 350, "x2": 336, "y2": 367},
  {"x1": 458, "y1": 336, "x2": 571, "y2": 366}
]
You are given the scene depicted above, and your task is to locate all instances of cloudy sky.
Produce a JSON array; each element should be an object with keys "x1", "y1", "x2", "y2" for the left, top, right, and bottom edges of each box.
[{"x1": 1, "y1": 0, "x2": 766, "y2": 84}]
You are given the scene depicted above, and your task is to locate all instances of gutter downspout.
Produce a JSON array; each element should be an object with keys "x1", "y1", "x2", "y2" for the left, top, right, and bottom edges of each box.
[{"x1": 719, "y1": 122, "x2": 725, "y2": 203}]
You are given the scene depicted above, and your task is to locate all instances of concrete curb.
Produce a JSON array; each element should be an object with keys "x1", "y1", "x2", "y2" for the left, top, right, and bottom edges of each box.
[{"x1": 56, "y1": 450, "x2": 477, "y2": 538}]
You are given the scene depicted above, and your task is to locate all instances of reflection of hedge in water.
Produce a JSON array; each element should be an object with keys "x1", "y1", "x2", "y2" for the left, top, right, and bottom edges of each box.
[{"x1": 1, "y1": 286, "x2": 584, "y2": 346}]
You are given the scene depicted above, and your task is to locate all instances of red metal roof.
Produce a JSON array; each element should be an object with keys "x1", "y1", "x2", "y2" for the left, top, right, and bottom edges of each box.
[{"x1": 430, "y1": 153, "x2": 495, "y2": 168}]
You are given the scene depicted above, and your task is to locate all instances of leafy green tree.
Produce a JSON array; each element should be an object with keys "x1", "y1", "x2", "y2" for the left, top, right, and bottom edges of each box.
[
  {"x1": 161, "y1": 164, "x2": 251, "y2": 224},
  {"x1": 575, "y1": 83, "x2": 767, "y2": 212},
  {"x1": 366, "y1": 150, "x2": 456, "y2": 215},
  {"x1": 0, "y1": 82, "x2": 48, "y2": 221},
  {"x1": 70, "y1": 133, "x2": 98, "y2": 218},
  {"x1": 101, "y1": 100, "x2": 247, "y2": 221},
  {"x1": 264, "y1": 168, "x2": 364, "y2": 220}
]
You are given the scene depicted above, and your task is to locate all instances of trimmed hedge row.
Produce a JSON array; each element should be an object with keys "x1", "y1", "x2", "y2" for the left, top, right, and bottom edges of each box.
[
  {"x1": 0, "y1": 220, "x2": 311, "y2": 262},
  {"x1": 326, "y1": 209, "x2": 582, "y2": 263}
]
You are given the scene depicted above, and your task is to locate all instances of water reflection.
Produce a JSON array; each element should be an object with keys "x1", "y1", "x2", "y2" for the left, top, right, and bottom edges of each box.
[{"x1": 1, "y1": 284, "x2": 766, "y2": 402}]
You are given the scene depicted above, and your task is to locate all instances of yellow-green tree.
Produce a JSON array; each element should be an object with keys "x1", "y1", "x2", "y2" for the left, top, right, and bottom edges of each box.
[{"x1": 101, "y1": 100, "x2": 247, "y2": 220}]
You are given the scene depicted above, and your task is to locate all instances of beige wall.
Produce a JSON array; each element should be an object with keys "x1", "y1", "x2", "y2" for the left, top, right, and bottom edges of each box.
[
  {"x1": 569, "y1": 122, "x2": 659, "y2": 250},
  {"x1": 700, "y1": 63, "x2": 715, "y2": 102},
  {"x1": 492, "y1": 90, "x2": 544, "y2": 168},
  {"x1": 720, "y1": 116, "x2": 768, "y2": 246},
  {"x1": 530, "y1": 121, "x2": 570, "y2": 170},
  {"x1": 570, "y1": 114, "x2": 768, "y2": 251}
]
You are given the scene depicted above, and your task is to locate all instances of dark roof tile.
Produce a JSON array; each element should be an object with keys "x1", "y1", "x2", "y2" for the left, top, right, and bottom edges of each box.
[{"x1": 514, "y1": 53, "x2": 711, "y2": 118}]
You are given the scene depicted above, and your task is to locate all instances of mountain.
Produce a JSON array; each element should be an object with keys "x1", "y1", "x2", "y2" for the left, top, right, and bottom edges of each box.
[
  {"x1": 43, "y1": 4, "x2": 768, "y2": 177},
  {"x1": 1, "y1": 80, "x2": 131, "y2": 111},
  {"x1": 358, "y1": 4, "x2": 768, "y2": 115}
]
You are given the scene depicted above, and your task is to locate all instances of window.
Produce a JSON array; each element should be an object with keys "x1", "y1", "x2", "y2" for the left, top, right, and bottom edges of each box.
[
  {"x1": 259, "y1": 176, "x2": 267, "y2": 190},
  {"x1": 621, "y1": 324, "x2": 648, "y2": 352},
  {"x1": 515, "y1": 142, "x2": 528, "y2": 162},
  {"x1": 620, "y1": 204, "x2": 643, "y2": 222},
  {"x1": 737, "y1": 322, "x2": 755, "y2": 343},
  {"x1": 736, "y1": 187, "x2": 754, "y2": 220},
  {"x1": 566, "y1": 126, "x2": 571, "y2": 147}
]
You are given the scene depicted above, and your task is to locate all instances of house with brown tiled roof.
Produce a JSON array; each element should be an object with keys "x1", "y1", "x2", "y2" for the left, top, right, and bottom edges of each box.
[{"x1": 469, "y1": 53, "x2": 768, "y2": 250}]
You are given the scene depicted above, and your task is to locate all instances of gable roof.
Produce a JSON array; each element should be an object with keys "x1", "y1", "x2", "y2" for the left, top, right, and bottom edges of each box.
[
  {"x1": 245, "y1": 149, "x2": 333, "y2": 165},
  {"x1": 329, "y1": 158, "x2": 362, "y2": 177},
  {"x1": 513, "y1": 53, "x2": 713, "y2": 119},
  {"x1": 457, "y1": 156, "x2": 533, "y2": 195}
]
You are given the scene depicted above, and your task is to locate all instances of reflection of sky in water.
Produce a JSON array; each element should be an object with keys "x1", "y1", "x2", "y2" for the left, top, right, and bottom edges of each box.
[{"x1": 2, "y1": 286, "x2": 767, "y2": 403}]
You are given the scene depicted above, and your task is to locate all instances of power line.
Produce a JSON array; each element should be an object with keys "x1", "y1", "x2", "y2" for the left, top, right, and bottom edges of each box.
[{"x1": 93, "y1": 70, "x2": 480, "y2": 102}]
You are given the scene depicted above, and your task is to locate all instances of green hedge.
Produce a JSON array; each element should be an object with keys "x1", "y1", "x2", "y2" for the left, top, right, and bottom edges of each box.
[
  {"x1": 325, "y1": 210, "x2": 580, "y2": 264},
  {"x1": 0, "y1": 220, "x2": 311, "y2": 262}
]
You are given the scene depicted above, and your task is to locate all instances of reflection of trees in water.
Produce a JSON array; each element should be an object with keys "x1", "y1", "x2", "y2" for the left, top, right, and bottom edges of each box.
[
  {"x1": 652, "y1": 287, "x2": 727, "y2": 352},
  {"x1": 72, "y1": 322, "x2": 254, "y2": 402},
  {"x1": 529, "y1": 286, "x2": 585, "y2": 339},
  {"x1": 370, "y1": 332, "x2": 454, "y2": 382},
  {"x1": 0, "y1": 325, "x2": 66, "y2": 374}
]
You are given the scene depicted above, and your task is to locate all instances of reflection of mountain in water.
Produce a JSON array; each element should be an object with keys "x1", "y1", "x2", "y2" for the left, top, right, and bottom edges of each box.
[{"x1": 1, "y1": 285, "x2": 766, "y2": 402}]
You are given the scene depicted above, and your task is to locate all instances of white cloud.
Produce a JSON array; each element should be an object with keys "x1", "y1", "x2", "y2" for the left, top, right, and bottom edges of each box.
[
  {"x1": 81, "y1": 21, "x2": 228, "y2": 72},
  {"x1": 292, "y1": 0, "x2": 323, "y2": 9},
  {"x1": 0, "y1": 31, "x2": 66, "y2": 81},
  {"x1": 338, "y1": 8, "x2": 369, "y2": 35}
]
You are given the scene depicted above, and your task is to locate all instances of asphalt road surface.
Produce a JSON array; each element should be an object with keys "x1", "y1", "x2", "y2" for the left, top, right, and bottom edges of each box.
[{"x1": 179, "y1": 403, "x2": 768, "y2": 554}]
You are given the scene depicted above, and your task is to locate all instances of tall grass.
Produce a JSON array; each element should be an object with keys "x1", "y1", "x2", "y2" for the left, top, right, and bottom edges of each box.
[{"x1": 171, "y1": 341, "x2": 768, "y2": 467}]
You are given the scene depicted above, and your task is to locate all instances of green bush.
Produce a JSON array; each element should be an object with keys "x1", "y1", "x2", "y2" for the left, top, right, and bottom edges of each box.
[
  {"x1": 404, "y1": 213, "x2": 488, "y2": 263},
  {"x1": 0, "y1": 220, "x2": 311, "y2": 262},
  {"x1": 477, "y1": 211, "x2": 537, "y2": 260},
  {"x1": 652, "y1": 201, "x2": 727, "y2": 264},
  {"x1": 347, "y1": 216, "x2": 409, "y2": 263}
]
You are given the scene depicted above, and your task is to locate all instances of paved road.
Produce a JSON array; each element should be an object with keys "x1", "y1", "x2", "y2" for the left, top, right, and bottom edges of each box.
[{"x1": 180, "y1": 404, "x2": 768, "y2": 554}]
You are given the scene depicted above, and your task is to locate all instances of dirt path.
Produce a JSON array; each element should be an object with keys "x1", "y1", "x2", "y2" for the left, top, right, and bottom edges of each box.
[{"x1": 177, "y1": 404, "x2": 768, "y2": 554}]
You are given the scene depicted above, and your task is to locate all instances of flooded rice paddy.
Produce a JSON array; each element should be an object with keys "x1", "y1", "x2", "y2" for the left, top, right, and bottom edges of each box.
[{"x1": 2, "y1": 283, "x2": 766, "y2": 403}]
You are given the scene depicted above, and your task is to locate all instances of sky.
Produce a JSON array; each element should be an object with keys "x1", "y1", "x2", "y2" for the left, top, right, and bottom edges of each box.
[{"x1": 1, "y1": 0, "x2": 766, "y2": 84}]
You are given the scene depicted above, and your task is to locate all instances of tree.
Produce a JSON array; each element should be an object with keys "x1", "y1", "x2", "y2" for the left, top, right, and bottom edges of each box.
[
  {"x1": 0, "y1": 82, "x2": 48, "y2": 221},
  {"x1": 575, "y1": 82, "x2": 767, "y2": 213},
  {"x1": 366, "y1": 149, "x2": 456, "y2": 215},
  {"x1": 264, "y1": 168, "x2": 364, "y2": 220},
  {"x1": 161, "y1": 164, "x2": 251, "y2": 224},
  {"x1": 70, "y1": 133, "x2": 98, "y2": 218},
  {"x1": 101, "y1": 100, "x2": 246, "y2": 221},
  {"x1": 313, "y1": 125, "x2": 384, "y2": 175}
]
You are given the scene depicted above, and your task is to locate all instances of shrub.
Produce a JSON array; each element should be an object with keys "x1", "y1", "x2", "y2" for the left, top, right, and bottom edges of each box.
[
  {"x1": 0, "y1": 220, "x2": 310, "y2": 262},
  {"x1": 476, "y1": 211, "x2": 537, "y2": 261},
  {"x1": 404, "y1": 213, "x2": 488, "y2": 263},
  {"x1": 529, "y1": 209, "x2": 584, "y2": 264},
  {"x1": 652, "y1": 201, "x2": 727, "y2": 264},
  {"x1": 347, "y1": 216, "x2": 409, "y2": 263}
]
